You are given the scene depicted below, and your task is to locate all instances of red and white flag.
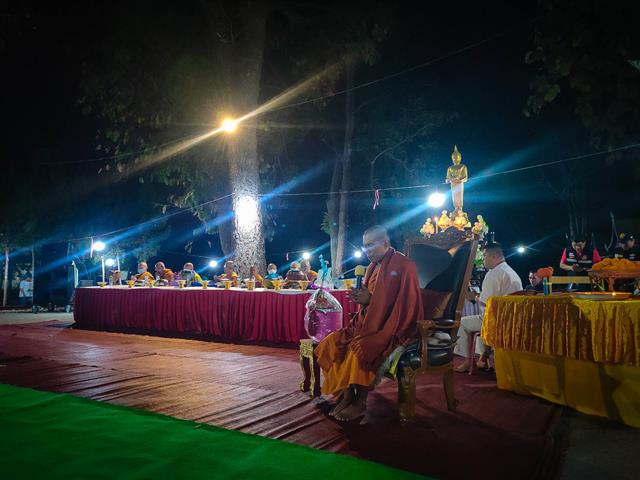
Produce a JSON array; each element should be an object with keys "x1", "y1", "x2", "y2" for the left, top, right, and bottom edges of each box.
[{"x1": 372, "y1": 189, "x2": 380, "y2": 210}]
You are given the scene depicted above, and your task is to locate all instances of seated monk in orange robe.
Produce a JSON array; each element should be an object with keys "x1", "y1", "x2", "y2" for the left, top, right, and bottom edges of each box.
[
  {"x1": 247, "y1": 265, "x2": 265, "y2": 287},
  {"x1": 154, "y1": 262, "x2": 174, "y2": 284},
  {"x1": 300, "y1": 259, "x2": 318, "y2": 283},
  {"x1": 215, "y1": 260, "x2": 239, "y2": 287},
  {"x1": 132, "y1": 262, "x2": 154, "y2": 283},
  {"x1": 316, "y1": 225, "x2": 423, "y2": 421}
]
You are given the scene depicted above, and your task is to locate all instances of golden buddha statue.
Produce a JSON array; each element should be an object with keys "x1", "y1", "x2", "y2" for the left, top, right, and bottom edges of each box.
[
  {"x1": 420, "y1": 217, "x2": 435, "y2": 237},
  {"x1": 445, "y1": 145, "x2": 468, "y2": 211},
  {"x1": 452, "y1": 209, "x2": 470, "y2": 231},
  {"x1": 437, "y1": 210, "x2": 452, "y2": 231}
]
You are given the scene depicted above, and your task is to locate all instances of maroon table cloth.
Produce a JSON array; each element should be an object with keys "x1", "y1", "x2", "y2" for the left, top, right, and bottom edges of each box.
[{"x1": 74, "y1": 287, "x2": 356, "y2": 343}]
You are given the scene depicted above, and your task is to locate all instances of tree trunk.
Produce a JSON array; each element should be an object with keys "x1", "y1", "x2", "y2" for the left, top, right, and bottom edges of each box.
[
  {"x1": 203, "y1": 0, "x2": 268, "y2": 277},
  {"x1": 216, "y1": 196, "x2": 235, "y2": 258},
  {"x1": 327, "y1": 158, "x2": 341, "y2": 272},
  {"x1": 228, "y1": 131, "x2": 266, "y2": 276},
  {"x1": 334, "y1": 60, "x2": 355, "y2": 277},
  {"x1": 227, "y1": 1, "x2": 267, "y2": 277}
]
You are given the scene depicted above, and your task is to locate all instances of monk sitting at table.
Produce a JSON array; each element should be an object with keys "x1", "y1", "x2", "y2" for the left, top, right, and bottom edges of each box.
[
  {"x1": 132, "y1": 262, "x2": 154, "y2": 283},
  {"x1": 246, "y1": 265, "x2": 265, "y2": 287},
  {"x1": 215, "y1": 261, "x2": 239, "y2": 287},
  {"x1": 316, "y1": 225, "x2": 423, "y2": 422},
  {"x1": 265, "y1": 263, "x2": 281, "y2": 280},
  {"x1": 154, "y1": 262, "x2": 174, "y2": 285},
  {"x1": 284, "y1": 261, "x2": 306, "y2": 288},
  {"x1": 174, "y1": 262, "x2": 203, "y2": 285},
  {"x1": 301, "y1": 259, "x2": 318, "y2": 283}
]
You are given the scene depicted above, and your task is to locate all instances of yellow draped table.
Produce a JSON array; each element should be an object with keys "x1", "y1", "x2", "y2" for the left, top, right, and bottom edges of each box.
[{"x1": 482, "y1": 295, "x2": 640, "y2": 427}]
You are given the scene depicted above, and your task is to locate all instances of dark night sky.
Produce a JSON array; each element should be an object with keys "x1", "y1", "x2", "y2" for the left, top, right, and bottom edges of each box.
[{"x1": 2, "y1": 1, "x2": 637, "y2": 287}]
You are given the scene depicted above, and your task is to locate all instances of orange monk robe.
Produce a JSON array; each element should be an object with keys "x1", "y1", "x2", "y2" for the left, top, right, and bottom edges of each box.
[
  {"x1": 219, "y1": 272, "x2": 239, "y2": 287},
  {"x1": 157, "y1": 269, "x2": 174, "y2": 282},
  {"x1": 135, "y1": 271, "x2": 154, "y2": 282},
  {"x1": 305, "y1": 270, "x2": 318, "y2": 282},
  {"x1": 316, "y1": 248, "x2": 423, "y2": 396}
]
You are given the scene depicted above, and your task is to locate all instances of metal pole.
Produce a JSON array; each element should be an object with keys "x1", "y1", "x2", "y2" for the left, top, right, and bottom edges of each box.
[
  {"x1": 2, "y1": 248, "x2": 9, "y2": 307},
  {"x1": 101, "y1": 256, "x2": 105, "y2": 283}
]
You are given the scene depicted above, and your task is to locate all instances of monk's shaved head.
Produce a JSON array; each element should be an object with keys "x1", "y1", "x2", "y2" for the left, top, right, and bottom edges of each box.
[
  {"x1": 363, "y1": 226, "x2": 391, "y2": 263},
  {"x1": 363, "y1": 225, "x2": 389, "y2": 241}
]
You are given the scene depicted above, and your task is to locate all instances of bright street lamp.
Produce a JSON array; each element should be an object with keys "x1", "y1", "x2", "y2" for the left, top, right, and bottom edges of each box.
[
  {"x1": 209, "y1": 260, "x2": 218, "y2": 268},
  {"x1": 517, "y1": 246, "x2": 526, "y2": 254},
  {"x1": 354, "y1": 250, "x2": 363, "y2": 259},
  {"x1": 221, "y1": 118, "x2": 238, "y2": 133},
  {"x1": 427, "y1": 192, "x2": 445, "y2": 208},
  {"x1": 105, "y1": 258, "x2": 116, "y2": 267},
  {"x1": 93, "y1": 241, "x2": 106, "y2": 252},
  {"x1": 302, "y1": 251, "x2": 311, "y2": 260}
]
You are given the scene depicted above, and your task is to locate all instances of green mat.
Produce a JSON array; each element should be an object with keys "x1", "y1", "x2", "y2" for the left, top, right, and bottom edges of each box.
[{"x1": 0, "y1": 384, "x2": 426, "y2": 479}]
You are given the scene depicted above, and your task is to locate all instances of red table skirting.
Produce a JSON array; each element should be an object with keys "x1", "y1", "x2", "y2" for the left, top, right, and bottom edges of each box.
[{"x1": 74, "y1": 287, "x2": 356, "y2": 344}]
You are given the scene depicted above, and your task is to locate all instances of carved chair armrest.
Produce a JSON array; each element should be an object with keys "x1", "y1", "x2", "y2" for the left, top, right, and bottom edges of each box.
[{"x1": 417, "y1": 319, "x2": 435, "y2": 367}]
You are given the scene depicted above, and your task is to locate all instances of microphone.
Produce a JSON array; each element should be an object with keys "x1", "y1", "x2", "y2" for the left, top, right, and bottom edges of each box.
[{"x1": 354, "y1": 265, "x2": 366, "y2": 289}]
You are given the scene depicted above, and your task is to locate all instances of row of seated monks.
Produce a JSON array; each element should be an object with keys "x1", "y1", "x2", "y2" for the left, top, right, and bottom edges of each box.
[{"x1": 128, "y1": 259, "x2": 318, "y2": 288}]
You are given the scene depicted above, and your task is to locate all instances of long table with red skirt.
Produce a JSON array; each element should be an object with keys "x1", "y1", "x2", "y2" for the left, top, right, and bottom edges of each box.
[{"x1": 73, "y1": 286, "x2": 356, "y2": 344}]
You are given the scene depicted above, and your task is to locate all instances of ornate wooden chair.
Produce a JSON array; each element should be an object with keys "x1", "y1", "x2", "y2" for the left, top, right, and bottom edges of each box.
[{"x1": 394, "y1": 228, "x2": 478, "y2": 423}]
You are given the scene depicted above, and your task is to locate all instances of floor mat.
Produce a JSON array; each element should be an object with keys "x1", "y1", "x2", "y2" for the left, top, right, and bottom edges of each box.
[
  {"x1": 0, "y1": 383, "x2": 424, "y2": 480},
  {"x1": 0, "y1": 324, "x2": 562, "y2": 479}
]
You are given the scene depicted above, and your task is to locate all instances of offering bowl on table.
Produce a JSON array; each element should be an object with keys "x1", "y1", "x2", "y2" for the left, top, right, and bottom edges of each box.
[
  {"x1": 97, "y1": 282, "x2": 107, "y2": 288},
  {"x1": 178, "y1": 280, "x2": 187, "y2": 289},
  {"x1": 201, "y1": 280, "x2": 209, "y2": 289},
  {"x1": 298, "y1": 280, "x2": 310, "y2": 291},
  {"x1": 223, "y1": 280, "x2": 233, "y2": 290},
  {"x1": 127, "y1": 280, "x2": 135, "y2": 288},
  {"x1": 272, "y1": 279, "x2": 282, "y2": 291},
  {"x1": 246, "y1": 280, "x2": 256, "y2": 291}
]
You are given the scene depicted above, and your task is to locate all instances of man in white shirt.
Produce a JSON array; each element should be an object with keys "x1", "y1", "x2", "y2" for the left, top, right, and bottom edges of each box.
[
  {"x1": 454, "y1": 242, "x2": 522, "y2": 372},
  {"x1": 19, "y1": 276, "x2": 33, "y2": 306}
]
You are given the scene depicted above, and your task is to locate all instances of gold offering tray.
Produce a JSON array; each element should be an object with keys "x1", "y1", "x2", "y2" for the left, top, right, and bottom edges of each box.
[{"x1": 569, "y1": 292, "x2": 632, "y2": 301}]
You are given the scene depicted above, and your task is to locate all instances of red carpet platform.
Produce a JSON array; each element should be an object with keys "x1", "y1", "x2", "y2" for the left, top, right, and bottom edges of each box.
[{"x1": 0, "y1": 322, "x2": 562, "y2": 479}]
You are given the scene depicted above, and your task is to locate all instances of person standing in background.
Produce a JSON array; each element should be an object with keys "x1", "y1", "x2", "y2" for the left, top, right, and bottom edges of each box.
[{"x1": 19, "y1": 276, "x2": 33, "y2": 306}]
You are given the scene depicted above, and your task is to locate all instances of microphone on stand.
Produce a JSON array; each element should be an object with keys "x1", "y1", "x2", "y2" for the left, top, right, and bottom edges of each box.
[{"x1": 354, "y1": 265, "x2": 366, "y2": 289}]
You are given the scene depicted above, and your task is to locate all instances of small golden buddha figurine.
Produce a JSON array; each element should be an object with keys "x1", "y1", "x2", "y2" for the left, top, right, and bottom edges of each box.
[
  {"x1": 452, "y1": 209, "x2": 470, "y2": 231},
  {"x1": 445, "y1": 145, "x2": 468, "y2": 211},
  {"x1": 437, "y1": 210, "x2": 452, "y2": 231},
  {"x1": 420, "y1": 217, "x2": 435, "y2": 237}
]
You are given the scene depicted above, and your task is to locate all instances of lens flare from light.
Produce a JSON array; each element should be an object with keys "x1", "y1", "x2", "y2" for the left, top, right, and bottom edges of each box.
[
  {"x1": 209, "y1": 260, "x2": 218, "y2": 268},
  {"x1": 93, "y1": 241, "x2": 106, "y2": 252},
  {"x1": 221, "y1": 118, "x2": 238, "y2": 133},
  {"x1": 104, "y1": 258, "x2": 116, "y2": 267},
  {"x1": 354, "y1": 250, "x2": 363, "y2": 259},
  {"x1": 517, "y1": 246, "x2": 526, "y2": 254},
  {"x1": 427, "y1": 192, "x2": 445, "y2": 208},
  {"x1": 302, "y1": 252, "x2": 311, "y2": 260}
]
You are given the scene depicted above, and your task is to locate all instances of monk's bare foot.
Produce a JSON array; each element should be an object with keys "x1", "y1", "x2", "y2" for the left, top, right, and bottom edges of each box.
[
  {"x1": 334, "y1": 399, "x2": 366, "y2": 422},
  {"x1": 476, "y1": 356, "x2": 488, "y2": 370},
  {"x1": 329, "y1": 388, "x2": 354, "y2": 417},
  {"x1": 454, "y1": 359, "x2": 472, "y2": 372}
]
